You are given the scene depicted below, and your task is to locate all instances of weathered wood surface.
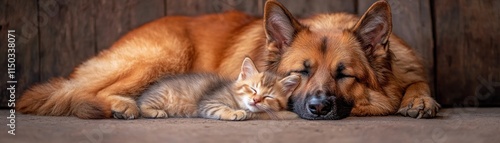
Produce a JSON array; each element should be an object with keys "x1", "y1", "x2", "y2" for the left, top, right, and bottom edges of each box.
[
  {"x1": 1, "y1": 0, "x2": 499, "y2": 107},
  {"x1": 434, "y1": 0, "x2": 500, "y2": 107},
  {"x1": 95, "y1": 0, "x2": 165, "y2": 51},
  {"x1": 279, "y1": 0, "x2": 356, "y2": 18},
  {"x1": 38, "y1": 0, "x2": 96, "y2": 82},
  {"x1": 0, "y1": 0, "x2": 7, "y2": 106},
  {"x1": 166, "y1": 0, "x2": 263, "y2": 16},
  {"x1": 0, "y1": 0, "x2": 40, "y2": 106}
]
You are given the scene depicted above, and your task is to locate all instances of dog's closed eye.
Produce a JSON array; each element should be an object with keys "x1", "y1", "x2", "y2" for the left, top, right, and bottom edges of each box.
[{"x1": 334, "y1": 63, "x2": 355, "y2": 80}]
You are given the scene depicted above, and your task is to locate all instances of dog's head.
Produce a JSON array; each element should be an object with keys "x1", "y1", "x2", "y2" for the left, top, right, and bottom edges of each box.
[{"x1": 264, "y1": 0, "x2": 393, "y2": 120}]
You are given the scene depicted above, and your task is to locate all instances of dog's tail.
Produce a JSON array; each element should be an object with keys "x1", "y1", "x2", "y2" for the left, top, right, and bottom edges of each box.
[{"x1": 16, "y1": 78, "x2": 112, "y2": 119}]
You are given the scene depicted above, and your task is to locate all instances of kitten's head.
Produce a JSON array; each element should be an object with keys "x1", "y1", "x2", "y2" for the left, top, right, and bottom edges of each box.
[{"x1": 235, "y1": 57, "x2": 301, "y2": 113}]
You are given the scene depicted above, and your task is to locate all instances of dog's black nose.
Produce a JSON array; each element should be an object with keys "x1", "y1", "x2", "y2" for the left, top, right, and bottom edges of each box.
[{"x1": 307, "y1": 92, "x2": 332, "y2": 115}]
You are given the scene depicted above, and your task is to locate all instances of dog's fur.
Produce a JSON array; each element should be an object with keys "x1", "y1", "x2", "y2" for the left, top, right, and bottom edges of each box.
[{"x1": 17, "y1": 0, "x2": 439, "y2": 120}]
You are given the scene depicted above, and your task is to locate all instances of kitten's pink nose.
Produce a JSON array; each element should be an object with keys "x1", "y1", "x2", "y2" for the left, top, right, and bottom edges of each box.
[{"x1": 253, "y1": 97, "x2": 261, "y2": 104}]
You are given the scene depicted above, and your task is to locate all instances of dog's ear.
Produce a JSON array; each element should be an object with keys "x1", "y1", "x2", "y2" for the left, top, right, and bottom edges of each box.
[
  {"x1": 264, "y1": 0, "x2": 303, "y2": 51},
  {"x1": 353, "y1": 0, "x2": 392, "y2": 49},
  {"x1": 238, "y1": 57, "x2": 259, "y2": 81},
  {"x1": 352, "y1": 1, "x2": 393, "y2": 89}
]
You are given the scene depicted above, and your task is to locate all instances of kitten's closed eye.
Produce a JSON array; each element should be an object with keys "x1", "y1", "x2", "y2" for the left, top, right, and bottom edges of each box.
[
  {"x1": 263, "y1": 95, "x2": 273, "y2": 99},
  {"x1": 244, "y1": 86, "x2": 257, "y2": 94},
  {"x1": 250, "y1": 87, "x2": 257, "y2": 94}
]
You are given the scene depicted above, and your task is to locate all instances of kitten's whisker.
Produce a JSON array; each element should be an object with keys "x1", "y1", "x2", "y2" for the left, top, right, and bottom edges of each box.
[{"x1": 256, "y1": 104, "x2": 280, "y2": 120}]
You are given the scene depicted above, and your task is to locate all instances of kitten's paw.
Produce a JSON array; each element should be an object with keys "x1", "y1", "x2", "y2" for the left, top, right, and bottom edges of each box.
[
  {"x1": 111, "y1": 97, "x2": 140, "y2": 120},
  {"x1": 398, "y1": 96, "x2": 440, "y2": 119},
  {"x1": 141, "y1": 108, "x2": 168, "y2": 119},
  {"x1": 220, "y1": 110, "x2": 248, "y2": 121}
]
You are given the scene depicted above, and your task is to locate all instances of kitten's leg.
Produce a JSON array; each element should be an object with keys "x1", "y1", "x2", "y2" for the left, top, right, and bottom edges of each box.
[
  {"x1": 140, "y1": 108, "x2": 168, "y2": 118},
  {"x1": 199, "y1": 104, "x2": 249, "y2": 121},
  {"x1": 397, "y1": 82, "x2": 440, "y2": 118},
  {"x1": 139, "y1": 104, "x2": 168, "y2": 118},
  {"x1": 250, "y1": 111, "x2": 299, "y2": 120}
]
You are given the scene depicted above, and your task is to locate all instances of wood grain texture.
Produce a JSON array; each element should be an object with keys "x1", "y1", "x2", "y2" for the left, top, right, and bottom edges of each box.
[
  {"x1": 4, "y1": 0, "x2": 500, "y2": 108},
  {"x1": 39, "y1": 0, "x2": 97, "y2": 81},
  {"x1": 0, "y1": 0, "x2": 8, "y2": 107},
  {"x1": 95, "y1": 0, "x2": 164, "y2": 51},
  {"x1": 279, "y1": 0, "x2": 356, "y2": 18},
  {"x1": 0, "y1": 0, "x2": 40, "y2": 108},
  {"x1": 358, "y1": 0, "x2": 435, "y2": 98},
  {"x1": 166, "y1": 0, "x2": 262, "y2": 16},
  {"x1": 434, "y1": 0, "x2": 500, "y2": 106}
]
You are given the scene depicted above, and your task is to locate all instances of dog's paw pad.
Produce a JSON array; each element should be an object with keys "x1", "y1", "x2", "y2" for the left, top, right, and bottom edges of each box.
[
  {"x1": 112, "y1": 102, "x2": 140, "y2": 120},
  {"x1": 398, "y1": 96, "x2": 440, "y2": 119}
]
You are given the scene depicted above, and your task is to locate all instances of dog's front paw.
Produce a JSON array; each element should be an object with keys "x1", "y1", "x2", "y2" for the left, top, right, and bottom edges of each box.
[
  {"x1": 398, "y1": 96, "x2": 440, "y2": 119},
  {"x1": 112, "y1": 106, "x2": 140, "y2": 120},
  {"x1": 111, "y1": 97, "x2": 140, "y2": 120}
]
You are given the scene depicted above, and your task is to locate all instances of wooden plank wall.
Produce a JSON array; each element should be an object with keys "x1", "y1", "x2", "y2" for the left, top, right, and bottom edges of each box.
[
  {"x1": 1, "y1": 0, "x2": 40, "y2": 107},
  {"x1": 1, "y1": 0, "x2": 499, "y2": 107},
  {"x1": 434, "y1": 0, "x2": 500, "y2": 107}
]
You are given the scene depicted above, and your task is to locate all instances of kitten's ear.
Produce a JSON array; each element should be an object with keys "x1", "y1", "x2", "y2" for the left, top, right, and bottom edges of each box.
[
  {"x1": 279, "y1": 74, "x2": 301, "y2": 98},
  {"x1": 237, "y1": 57, "x2": 259, "y2": 81},
  {"x1": 264, "y1": 0, "x2": 303, "y2": 51}
]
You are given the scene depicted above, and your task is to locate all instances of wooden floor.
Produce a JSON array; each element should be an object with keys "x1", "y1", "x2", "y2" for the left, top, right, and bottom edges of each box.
[
  {"x1": 1, "y1": 108, "x2": 500, "y2": 143},
  {"x1": 1, "y1": 0, "x2": 499, "y2": 107}
]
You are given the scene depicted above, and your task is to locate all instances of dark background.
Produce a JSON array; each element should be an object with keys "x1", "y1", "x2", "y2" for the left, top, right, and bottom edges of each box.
[{"x1": 0, "y1": 0, "x2": 499, "y2": 108}]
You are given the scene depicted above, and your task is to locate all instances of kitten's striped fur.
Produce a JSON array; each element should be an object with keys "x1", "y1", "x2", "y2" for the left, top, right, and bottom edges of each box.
[{"x1": 138, "y1": 57, "x2": 300, "y2": 120}]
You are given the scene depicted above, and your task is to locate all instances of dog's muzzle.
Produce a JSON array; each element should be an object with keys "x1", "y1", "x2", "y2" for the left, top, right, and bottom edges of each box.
[
  {"x1": 307, "y1": 91, "x2": 332, "y2": 116},
  {"x1": 293, "y1": 90, "x2": 352, "y2": 120}
]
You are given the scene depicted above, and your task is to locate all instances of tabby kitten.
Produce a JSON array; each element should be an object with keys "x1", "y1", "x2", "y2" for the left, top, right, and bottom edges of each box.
[{"x1": 137, "y1": 57, "x2": 300, "y2": 120}]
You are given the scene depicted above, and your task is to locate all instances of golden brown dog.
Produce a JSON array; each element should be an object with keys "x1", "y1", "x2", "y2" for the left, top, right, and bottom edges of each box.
[{"x1": 17, "y1": 0, "x2": 439, "y2": 120}]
